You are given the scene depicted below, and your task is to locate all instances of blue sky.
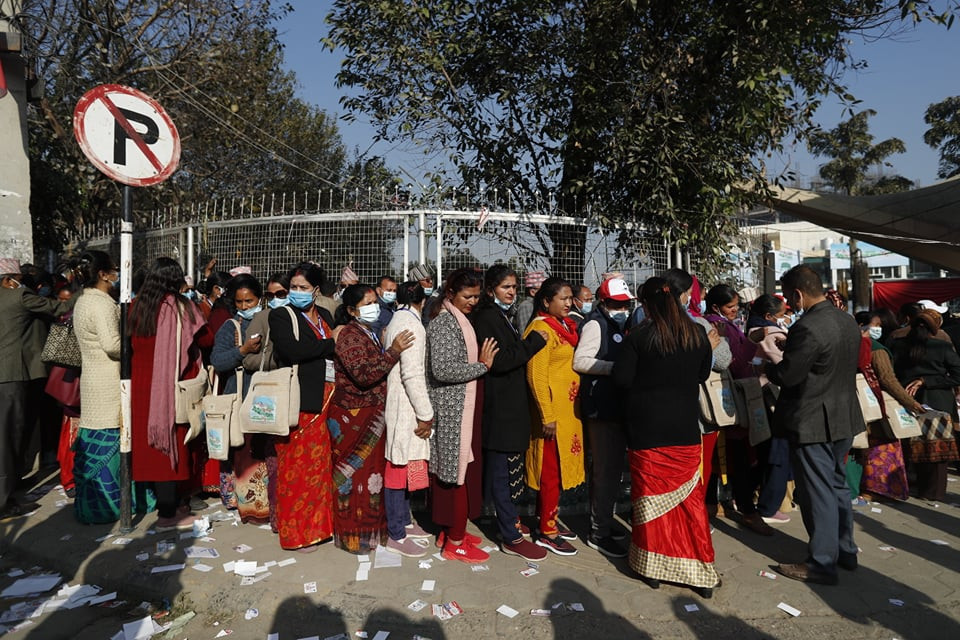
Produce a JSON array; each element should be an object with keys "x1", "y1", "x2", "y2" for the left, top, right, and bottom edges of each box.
[{"x1": 277, "y1": 1, "x2": 959, "y2": 188}]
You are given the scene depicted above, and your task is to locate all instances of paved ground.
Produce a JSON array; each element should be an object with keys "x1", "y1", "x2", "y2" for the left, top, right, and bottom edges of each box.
[{"x1": 1, "y1": 468, "x2": 959, "y2": 639}]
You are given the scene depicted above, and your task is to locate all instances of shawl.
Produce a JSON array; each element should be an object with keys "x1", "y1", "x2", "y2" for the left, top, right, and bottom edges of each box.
[
  {"x1": 443, "y1": 298, "x2": 479, "y2": 485},
  {"x1": 536, "y1": 311, "x2": 579, "y2": 347},
  {"x1": 149, "y1": 295, "x2": 206, "y2": 469},
  {"x1": 688, "y1": 276, "x2": 703, "y2": 318}
]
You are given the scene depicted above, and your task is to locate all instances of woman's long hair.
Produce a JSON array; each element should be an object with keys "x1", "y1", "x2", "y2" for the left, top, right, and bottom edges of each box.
[
  {"x1": 129, "y1": 257, "x2": 191, "y2": 337},
  {"x1": 529, "y1": 276, "x2": 570, "y2": 325},
  {"x1": 334, "y1": 283, "x2": 374, "y2": 327},
  {"x1": 905, "y1": 311, "x2": 940, "y2": 365},
  {"x1": 430, "y1": 267, "x2": 484, "y2": 319},
  {"x1": 639, "y1": 276, "x2": 704, "y2": 356},
  {"x1": 76, "y1": 250, "x2": 116, "y2": 289}
]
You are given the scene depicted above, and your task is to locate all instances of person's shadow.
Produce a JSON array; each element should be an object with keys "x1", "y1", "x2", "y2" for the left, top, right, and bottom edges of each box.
[
  {"x1": 544, "y1": 577, "x2": 646, "y2": 639},
  {"x1": 266, "y1": 595, "x2": 347, "y2": 639}
]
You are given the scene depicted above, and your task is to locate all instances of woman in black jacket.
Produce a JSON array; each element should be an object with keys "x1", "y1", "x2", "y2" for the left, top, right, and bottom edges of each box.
[
  {"x1": 471, "y1": 265, "x2": 548, "y2": 561},
  {"x1": 613, "y1": 277, "x2": 719, "y2": 598}
]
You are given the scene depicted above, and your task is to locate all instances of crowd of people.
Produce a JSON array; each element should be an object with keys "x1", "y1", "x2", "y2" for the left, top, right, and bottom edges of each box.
[{"x1": 1, "y1": 252, "x2": 958, "y2": 599}]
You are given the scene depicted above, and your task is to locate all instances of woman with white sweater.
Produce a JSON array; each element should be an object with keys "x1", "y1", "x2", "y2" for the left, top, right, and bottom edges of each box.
[
  {"x1": 73, "y1": 251, "x2": 154, "y2": 523},
  {"x1": 381, "y1": 281, "x2": 434, "y2": 556}
]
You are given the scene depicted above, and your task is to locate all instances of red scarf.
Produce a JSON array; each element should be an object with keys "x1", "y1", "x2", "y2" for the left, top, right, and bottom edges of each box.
[{"x1": 537, "y1": 311, "x2": 579, "y2": 347}]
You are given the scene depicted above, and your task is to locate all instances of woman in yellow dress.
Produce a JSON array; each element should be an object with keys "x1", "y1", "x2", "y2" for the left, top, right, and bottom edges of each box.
[{"x1": 523, "y1": 277, "x2": 586, "y2": 555}]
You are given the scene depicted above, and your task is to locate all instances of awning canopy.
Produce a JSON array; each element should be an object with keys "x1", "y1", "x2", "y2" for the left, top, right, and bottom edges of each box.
[{"x1": 766, "y1": 176, "x2": 960, "y2": 272}]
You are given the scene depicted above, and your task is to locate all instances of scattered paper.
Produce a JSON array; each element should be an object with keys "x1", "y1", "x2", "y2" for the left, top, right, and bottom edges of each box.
[
  {"x1": 684, "y1": 604, "x2": 699, "y2": 613},
  {"x1": 408, "y1": 599, "x2": 428, "y2": 612},
  {"x1": 879, "y1": 545, "x2": 896, "y2": 552},
  {"x1": 267, "y1": 634, "x2": 279, "y2": 640},
  {"x1": 278, "y1": 558, "x2": 297, "y2": 568},
  {"x1": 304, "y1": 582, "x2": 318, "y2": 594},
  {"x1": 930, "y1": 539, "x2": 950, "y2": 546},
  {"x1": 481, "y1": 545, "x2": 498, "y2": 553},
  {"x1": 520, "y1": 567, "x2": 539, "y2": 578},
  {"x1": 418, "y1": 561, "x2": 432, "y2": 569},
  {"x1": 373, "y1": 549, "x2": 402, "y2": 569},
  {"x1": 758, "y1": 570, "x2": 778, "y2": 580},
  {"x1": 192, "y1": 516, "x2": 210, "y2": 536},
  {"x1": 777, "y1": 602, "x2": 801, "y2": 617},
  {"x1": 184, "y1": 546, "x2": 220, "y2": 559},
  {"x1": 7, "y1": 569, "x2": 24, "y2": 577},
  {"x1": 355, "y1": 567, "x2": 369, "y2": 582},
  {"x1": 471, "y1": 564, "x2": 489, "y2": 572},
  {"x1": 150, "y1": 564, "x2": 184, "y2": 574},
  {"x1": 431, "y1": 552, "x2": 446, "y2": 562},
  {"x1": 421, "y1": 580, "x2": 435, "y2": 592},
  {"x1": 135, "y1": 552, "x2": 149, "y2": 562},
  {"x1": 111, "y1": 537, "x2": 133, "y2": 545},
  {"x1": 214, "y1": 631, "x2": 233, "y2": 638},
  {"x1": 569, "y1": 603, "x2": 584, "y2": 612},
  {"x1": 871, "y1": 507, "x2": 882, "y2": 514},
  {"x1": 244, "y1": 608, "x2": 259, "y2": 620},
  {"x1": 59, "y1": 534, "x2": 72, "y2": 541},
  {"x1": 233, "y1": 544, "x2": 253, "y2": 554},
  {"x1": 192, "y1": 563, "x2": 213, "y2": 573},
  {"x1": 431, "y1": 604, "x2": 451, "y2": 621},
  {"x1": 155, "y1": 541, "x2": 176, "y2": 555},
  {"x1": 0, "y1": 575, "x2": 62, "y2": 598},
  {"x1": 234, "y1": 560, "x2": 258, "y2": 577},
  {"x1": 356, "y1": 554, "x2": 370, "y2": 563},
  {"x1": 223, "y1": 561, "x2": 235, "y2": 573},
  {"x1": 497, "y1": 604, "x2": 519, "y2": 618},
  {"x1": 122, "y1": 615, "x2": 166, "y2": 640},
  {"x1": 356, "y1": 633, "x2": 368, "y2": 639},
  {"x1": 889, "y1": 598, "x2": 904, "y2": 607},
  {"x1": 530, "y1": 609, "x2": 552, "y2": 617},
  {"x1": 372, "y1": 632, "x2": 389, "y2": 640}
]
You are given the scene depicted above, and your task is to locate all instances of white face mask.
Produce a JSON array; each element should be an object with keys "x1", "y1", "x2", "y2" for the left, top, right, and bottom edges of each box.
[
  {"x1": 868, "y1": 326, "x2": 883, "y2": 340},
  {"x1": 381, "y1": 291, "x2": 397, "y2": 304},
  {"x1": 357, "y1": 302, "x2": 380, "y2": 324},
  {"x1": 776, "y1": 317, "x2": 790, "y2": 330}
]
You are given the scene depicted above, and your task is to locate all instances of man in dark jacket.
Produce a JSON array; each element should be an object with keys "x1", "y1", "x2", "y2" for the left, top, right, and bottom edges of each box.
[
  {"x1": 573, "y1": 277, "x2": 633, "y2": 557},
  {"x1": 769, "y1": 265, "x2": 864, "y2": 585}
]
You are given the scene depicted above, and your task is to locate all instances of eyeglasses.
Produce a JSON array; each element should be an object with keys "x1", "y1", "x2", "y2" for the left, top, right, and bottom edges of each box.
[{"x1": 263, "y1": 290, "x2": 288, "y2": 301}]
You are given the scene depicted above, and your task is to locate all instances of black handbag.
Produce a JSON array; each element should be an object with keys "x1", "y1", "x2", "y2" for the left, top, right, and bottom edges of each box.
[{"x1": 40, "y1": 321, "x2": 82, "y2": 369}]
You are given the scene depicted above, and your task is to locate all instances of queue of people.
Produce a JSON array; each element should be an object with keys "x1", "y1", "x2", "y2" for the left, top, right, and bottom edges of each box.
[{"x1": 4, "y1": 252, "x2": 959, "y2": 600}]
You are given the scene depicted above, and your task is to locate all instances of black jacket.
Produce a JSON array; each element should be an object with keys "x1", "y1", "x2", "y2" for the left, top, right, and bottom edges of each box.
[
  {"x1": 471, "y1": 304, "x2": 546, "y2": 452},
  {"x1": 268, "y1": 306, "x2": 335, "y2": 413},
  {"x1": 613, "y1": 322, "x2": 712, "y2": 450}
]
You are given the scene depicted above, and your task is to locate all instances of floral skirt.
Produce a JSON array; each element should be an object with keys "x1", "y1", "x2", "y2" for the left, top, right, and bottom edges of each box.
[
  {"x1": 327, "y1": 404, "x2": 387, "y2": 554},
  {"x1": 860, "y1": 436, "x2": 909, "y2": 500}
]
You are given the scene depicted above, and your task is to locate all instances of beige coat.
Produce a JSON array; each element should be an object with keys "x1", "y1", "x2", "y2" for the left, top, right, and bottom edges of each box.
[
  {"x1": 383, "y1": 306, "x2": 433, "y2": 465},
  {"x1": 74, "y1": 288, "x2": 121, "y2": 429}
]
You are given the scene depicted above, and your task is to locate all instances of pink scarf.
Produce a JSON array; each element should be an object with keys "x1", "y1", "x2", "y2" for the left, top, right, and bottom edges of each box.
[
  {"x1": 148, "y1": 296, "x2": 205, "y2": 469},
  {"x1": 442, "y1": 298, "x2": 479, "y2": 485}
]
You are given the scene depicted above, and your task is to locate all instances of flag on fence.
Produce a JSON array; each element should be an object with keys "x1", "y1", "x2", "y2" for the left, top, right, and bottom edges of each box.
[{"x1": 477, "y1": 206, "x2": 490, "y2": 230}]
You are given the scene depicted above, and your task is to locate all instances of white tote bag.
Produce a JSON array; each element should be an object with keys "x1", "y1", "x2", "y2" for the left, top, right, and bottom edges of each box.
[{"x1": 240, "y1": 307, "x2": 301, "y2": 435}]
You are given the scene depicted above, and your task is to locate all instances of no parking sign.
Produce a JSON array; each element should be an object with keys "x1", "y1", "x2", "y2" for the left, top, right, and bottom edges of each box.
[{"x1": 73, "y1": 84, "x2": 180, "y2": 187}]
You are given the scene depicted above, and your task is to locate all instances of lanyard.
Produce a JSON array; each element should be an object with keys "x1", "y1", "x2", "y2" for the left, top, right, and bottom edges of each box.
[
  {"x1": 357, "y1": 322, "x2": 383, "y2": 352},
  {"x1": 499, "y1": 308, "x2": 520, "y2": 337},
  {"x1": 300, "y1": 311, "x2": 327, "y2": 339}
]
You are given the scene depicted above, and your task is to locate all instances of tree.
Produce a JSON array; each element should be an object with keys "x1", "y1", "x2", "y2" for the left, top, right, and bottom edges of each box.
[
  {"x1": 808, "y1": 109, "x2": 907, "y2": 195},
  {"x1": 325, "y1": 0, "x2": 943, "y2": 282},
  {"x1": 19, "y1": 0, "x2": 348, "y2": 253},
  {"x1": 924, "y1": 96, "x2": 960, "y2": 179}
]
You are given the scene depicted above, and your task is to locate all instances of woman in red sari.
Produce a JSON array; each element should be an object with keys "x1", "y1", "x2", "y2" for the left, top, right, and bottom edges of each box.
[
  {"x1": 328, "y1": 284, "x2": 414, "y2": 554},
  {"x1": 613, "y1": 277, "x2": 720, "y2": 598},
  {"x1": 268, "y1": 263, "x2": 338, "y2": 552}
]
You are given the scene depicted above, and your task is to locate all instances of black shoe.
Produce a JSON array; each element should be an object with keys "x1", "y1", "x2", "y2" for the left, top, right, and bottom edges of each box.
[
  {"x1": 838, "y1": 552, "x2": 858, "y2": 571},
  {"x1": 587, "y1": 534, "x2": 627, "y2": 558},
  {"x1": 695, "y1": 587, "x2": 713, "y2": 599},
  {"x1": 188, "y1": 496, "x2": 210, "y2": 512},
  {"x1": 774, "y1": 562, "x2": 839, "y2": 585},
  {"x1": 638, "y1": 575, "x2": 660, "y2": 590},
  {"x1": 556, "y1": 523, "x2": 577, "y2": 541},
  {"x1": 65, "y1": 487, "x2": 76, "y2": 499}
]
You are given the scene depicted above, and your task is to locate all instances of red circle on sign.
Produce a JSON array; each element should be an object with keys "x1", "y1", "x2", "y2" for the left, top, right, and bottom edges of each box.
[{"x1": 73, "y1": 84, "x2": 180, "y2": 187}]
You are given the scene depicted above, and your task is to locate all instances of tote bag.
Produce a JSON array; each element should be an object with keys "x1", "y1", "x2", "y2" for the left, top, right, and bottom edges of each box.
[
  {"x1": 240, "y1": 306, "x2": 301, "y2": 436},
  {"x1": 855, "y1": 373, "x2": 883, "y2": 423},
  {"x1": 174, "y1": 312, "x2": 210, "y2": 440},
  {"x1": 41, "y1": 321, "x2": 82, "y2": 369},
  {"x1": 883, "y1": 397, "x2": 922, "y2": 439},
  {"x1": 699, "y1": 369, "x2": 737, "y2": 428},
  {"x1": 202, "y1": 368, "x2": 244, "y2": 458}
]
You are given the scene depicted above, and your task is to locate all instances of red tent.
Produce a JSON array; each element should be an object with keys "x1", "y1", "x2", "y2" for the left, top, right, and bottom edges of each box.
[{"x1": 872, "y1": 278, "x2": 960, "y2": 312}]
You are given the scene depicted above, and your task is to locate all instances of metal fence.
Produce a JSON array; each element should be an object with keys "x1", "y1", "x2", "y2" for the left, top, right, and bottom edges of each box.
[{"x1": 70, "y1": 204, "x2": 678, "y2": 291}]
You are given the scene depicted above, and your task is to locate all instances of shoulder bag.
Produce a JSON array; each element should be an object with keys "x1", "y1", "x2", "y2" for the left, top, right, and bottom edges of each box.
[
  {"x1": 699, "y1": 369, "x2": 738, "y2": 428},
  {"x1": 41, "y1": 320, "x2": 82, "y2": 369},
  {"x1": 175, "y1": 310, "x2": 210, "y2": 441},
  {"x1": 240, "y1": 306, "x2": 301, "y2": 435},
  {"x1": 855, "y1": 373, "x2": 884, "y2": 423},
  {"x1": 200, "y1": 320, "x2": 246, "y2": 455},
  {"x1": 883, "y1": 396, "x2": 922, "y2": 439}
]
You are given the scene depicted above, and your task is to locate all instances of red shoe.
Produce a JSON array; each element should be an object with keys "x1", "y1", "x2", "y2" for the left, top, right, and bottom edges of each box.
[
  {"x1": 441, "y1": 541, "x2": 490, "y2": 564},
  {"x1": 501, "y1": 537, "x2": 548, "y2": 561},
  {"x1": 436, "y1": 530, "x2": 483, "y2": 548}
]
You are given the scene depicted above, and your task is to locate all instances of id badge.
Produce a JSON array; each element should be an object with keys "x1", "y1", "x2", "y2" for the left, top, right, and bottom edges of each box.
[{"x1": 325, "y1": 359, "x2": 336, "y2": 383}]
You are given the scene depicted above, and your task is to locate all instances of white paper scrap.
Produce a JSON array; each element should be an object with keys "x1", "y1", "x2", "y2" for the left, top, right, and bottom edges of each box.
[
  {"x1": 889, "y1": 598, "x2": 905, "y2": 607},
  {"x1": 408, "y1": 599, "x2": 428, "y2": 612},
  {"x1": 496, "y1": 604, "x2": 519, "y2": 618},
  {"x1": 569, "y1": 603, "x2": 584, "y2": 612},
  {"x1": 684, "y1": 604, "x2": 700, "y2": 612},
  {"x1": 150, "y1": 564, "x2": 184, "y2": 574},
  {"x1": 871, "y1": 507, "x2": 882, "y2": 514},
  {"x1": 481, "y1": 545, "x2": 497, "y2": 553},
  {"x1": 418, "y1": 560, "x2": 432, "y2": 569},
  {"x1": 234, "y1": 560, "x2": 258, "y2": 577},
  {"x1": 267, "y1": 634, "x2": 279, "y2": 640},
  {"x1": 372, "y1": 632, "x2": 389, "y2": 640},
  {"x1": 86, "y1": 592, "x2": 117, "y2": 606},
  {"x1": 214, "y1": 631, "x2": 233, "y2": 638},
  {"x1": 192, "y1": 563, "x2": 213, "y2": 573},
  {"x1": 356, "y1": 554, "x2": 370, "y2": 563},
  {"x1": 304, "y1": 581, "x2": 317, "y2": 594},
  {"x1": 111, "y1": 537, "x2": 133, "y2": 545},
  {"x1": 431, "y1": 552, "x2": 446, "y2": 562},
  {"x1": 421, "y1": 580, "x2": 435, "y2": 592},
  {"x1": 0, "y1": 575, "x2": 62, "y2": 598},
  {"x1": 278, "y1": 558, "x2": 297, "y2": 567},
  {"x1": 264, "y1": 561, "x2": 277, "y2": 568},
  {"x1": 355, "y1": 567, "x2": 369, "y2": 582},
  {"x1": 6, "y1": 569, "x2": 23, "y2": 577},
  {"x1": 931, "y1": 539, "x2": 950, "y2": 546},
  {"x1": 373, "y1": 549, "x2": 402, "y2": 569},
  {"x1": 223, "y1": 561, "x2": 236, "y2": 573},
  {"x1": 244, "y1": 608, "x2": 259, "y2": 620},
  {"x1": 878, "y1": 546, "x2": 896, "y2": 552},
  {"x1": 184, "y1": 546, "x2": 220, "y2": 559},
  {"x1": 777, "y1": 602, "x2": 801, "y2": 617},
  {"x1": 233, "y1": 544, "x2": 253, "y2": 554},
  {"x1": 135, "y1": 552, "x2": 149, "y2": 562},
  {"x1": 94, "y1": 533, "x2": 114, "y2": 542}
]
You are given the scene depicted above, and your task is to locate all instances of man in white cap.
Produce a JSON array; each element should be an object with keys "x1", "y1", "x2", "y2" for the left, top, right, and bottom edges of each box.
[
  {"x1": 572, "y1": 277, "x2": 634, "y2": 557},
  {"x1": 0, "y1": 258, "x2": 75, "y2": 519}
]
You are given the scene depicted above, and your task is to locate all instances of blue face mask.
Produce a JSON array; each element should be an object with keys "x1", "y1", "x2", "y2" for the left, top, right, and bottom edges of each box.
[
  {"x1": 610, "y1": 310, "x2": 629, "y2": 326},
  {"x1": 495, "y1": 298, "x2": 513, "y2": 312},
  {"x1": 287, "y1": 290, "x2": 314, "y2": 309},
  {"x1": 268, "y1": 296, "x2": 290, "y2": 309},
  {"x1": 358, "y1": 302, "x2": 380, "y2": 324},
  {"x1": 423, "y1": 287, "x2": 434, "y2": 297},
  {"x1": 699, "y1": 300, "x2": 707, "y2": 314},
  {"x1": 381, "y1": 291, "x2": 397, "y2": 304},
  {"x1": 237, "y1": 307, "x2": 258, "y2": 321},
  {"x1": 182, "y1": 290, "x2": 196, "y2": 302},
  {"x1": 580, "y1": 302, "x2": 593, "y2": 314}
]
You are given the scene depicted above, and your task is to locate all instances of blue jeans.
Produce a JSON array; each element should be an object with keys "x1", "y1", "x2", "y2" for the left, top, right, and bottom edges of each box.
[{"x1": 384, "y1": 487, "x2": 412, "y2": 541}]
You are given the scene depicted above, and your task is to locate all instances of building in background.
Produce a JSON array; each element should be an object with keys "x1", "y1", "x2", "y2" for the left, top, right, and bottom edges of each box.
[{"x1": 0, "y1": 0, "x2": 32, "y2": 263}]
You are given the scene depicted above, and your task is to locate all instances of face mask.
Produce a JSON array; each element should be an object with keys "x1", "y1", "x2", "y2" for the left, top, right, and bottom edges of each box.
[
  {"x1": 381, "y1": 291, "x2": 397, "y2": 304},
  {"x1": 37, "y1": 286, "x2": 52, "y2": 297},
  {"x1": 358, "y1": 302, "x2": 380, "y2": 324},
  {"x1": 610, "y1": 310, "x2": 629, "y2": 326},
  {"x1": 111, "y1": 277, "x2": 120, "y2": 290},
  {"x1": 181, "y1": 290, "x2": 196, "y2": 302},
  {"x1": 237, "y1": 307, "x2": 258, "y2": 321},
  {"x1": 7, "y1": 278, "x2": 23, "y2": 289},
  {"x1": 423, "y1": 287, "x2": 434, "y2": 296},
  {"x1": 868, "y1": 326, "x2": 883, "y2": 340},
  {"x1": 794, "y1": 309, "x2": 804, "y2": 320},
  {"x1": 268, "y1": 296, "x2": 290, "y2": 309},
  {"x1": 580, "y1": 302, "x2": 593, "y2": 314},
  {"x1": 495, "y1": 298, "x2": 513, "y2": 312},
  {"x1": 698, "y1": 300, "x2": 707, "y2": 315},
  {"x1": 776, "y1": 317, "x2": 789, "y2": 330},
  {"x1": 287, "y1": 290, "x2": 314, "y2": 309}
]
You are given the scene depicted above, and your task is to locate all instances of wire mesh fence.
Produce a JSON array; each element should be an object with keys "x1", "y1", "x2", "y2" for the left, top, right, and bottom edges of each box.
[{"x1": 71, "y1": 200, "x2": 677, "y2": 292}]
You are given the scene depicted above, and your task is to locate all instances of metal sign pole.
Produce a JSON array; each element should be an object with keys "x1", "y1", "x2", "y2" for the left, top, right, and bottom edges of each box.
[{"x1": 118, "y1": 185, "x2": 134, "y2": 533}]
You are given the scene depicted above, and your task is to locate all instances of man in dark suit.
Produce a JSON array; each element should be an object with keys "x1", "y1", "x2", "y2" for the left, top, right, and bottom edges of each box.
[{"x1": 768, "y1": 265, "x2": 864, "y2": 585}]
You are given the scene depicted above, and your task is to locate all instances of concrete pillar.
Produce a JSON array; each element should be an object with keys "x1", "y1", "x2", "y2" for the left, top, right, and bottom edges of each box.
[{"x1": 0, "y1": 4, "x2": 33, "y2": 263}]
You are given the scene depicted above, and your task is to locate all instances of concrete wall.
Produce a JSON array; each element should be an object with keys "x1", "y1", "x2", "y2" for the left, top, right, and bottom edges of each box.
[{"x1": 0, "y1": 1, "x2": 33, "y2": 263}]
